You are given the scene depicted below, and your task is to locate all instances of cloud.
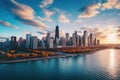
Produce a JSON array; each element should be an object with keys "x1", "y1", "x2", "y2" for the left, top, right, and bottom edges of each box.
[
  {"x1": 8, "y1": 0, "x2": 49, "y2": 30},
  {"x1": 40, "y1": 0, "x2": 53, "y2": 8},
  {"x1": 102, "y1": 0, "x2": 120, "y2": 10},
  {"x1": 0, "y1": 20, "x2": 19, "y2": 29},
  {"x1": 0, "y1": 36, "x2": 9, "y2": 39},
  {"x1": 37, "y1": 31, "x2": 46, "y2": 35},
  {"x1": 75, "y1": 19, "x2": 83, "y2": 23},
  {"x1": 59, "y1": 14, "x2": 70, "y2": 23},
  {"x1": 39, "y1": 0, "x2": 55, "y2": 22},
  {"x1": 41, "y1": 9, "x2": 55, "y2": 22},
  {"x1": 79, "y1": 3, "x2": 101, "y2": 18}
]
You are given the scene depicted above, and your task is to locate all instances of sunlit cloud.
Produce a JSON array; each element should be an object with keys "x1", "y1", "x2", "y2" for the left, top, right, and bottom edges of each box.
[
  {"x1": 40, "y1": 0, "x2": 54, "y2": 8},
  {"x1": 10, "y1": 0, "x2": 49, "y2": 30},
  {"x1": 0, "y1": 20, "x2": 19, "y2": 29},
  {"x1": 59, "y1": 14, "x2": 70, "y2": 23},
  {"x1": 42, "y1": 9, "x2": 55, "y2": 22},
  {"x1": 102, "y1": 0, "x2": 120, "y2": 10},
  {"x1": 78, "y1": 3, "x2": 101, "y2": 18}
]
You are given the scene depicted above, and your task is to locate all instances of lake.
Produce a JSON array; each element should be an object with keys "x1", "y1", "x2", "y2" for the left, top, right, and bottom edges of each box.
[{"x1": 0, "y1": 49, "x2": 120, "y2": 80}]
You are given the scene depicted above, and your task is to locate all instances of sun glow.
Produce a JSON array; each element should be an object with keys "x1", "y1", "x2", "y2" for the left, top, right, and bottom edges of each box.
[{"x1": 106, "y1": 33, "x2": 117, "y2": 44}]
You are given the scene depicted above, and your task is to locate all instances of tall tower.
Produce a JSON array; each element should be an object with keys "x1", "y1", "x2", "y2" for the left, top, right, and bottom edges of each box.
[
  {"x1": 11, "y1": 36, "x2": 17, "y2": 49},
  {"x1": 83, "y1": 30, "x2": 88, "y2": 46},
  {"x1": 90, "y1": 33, "x2": 93, "y2": 46},
  {"x1": 55, "y1": 25, "x2": 59, "y2": 47},
  {"x1": 26, "y1": 34, "x2": 32, "y2": 48},
  {"x1": 30, "y1": 36, "x2": 38, "y2": 49},
  {"x1": 55, "y1": 25, "x2": 59, "y2": 39}
]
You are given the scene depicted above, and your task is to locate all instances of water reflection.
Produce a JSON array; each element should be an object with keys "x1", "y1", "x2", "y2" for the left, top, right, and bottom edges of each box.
[
  {"x1": 110, "y1": 49, "x2": 115, "y2": 67},
  {"x1": 0, "y1": 49, "x2": 120, "y2": 80},
  {"x1": 109, "y1": 49, "x2": 117, "y2": 78}
]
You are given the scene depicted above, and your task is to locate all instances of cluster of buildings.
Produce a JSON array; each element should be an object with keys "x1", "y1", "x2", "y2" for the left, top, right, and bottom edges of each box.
[{"x1": 0, "y1": 25, "x2": 100, "y2": 50}]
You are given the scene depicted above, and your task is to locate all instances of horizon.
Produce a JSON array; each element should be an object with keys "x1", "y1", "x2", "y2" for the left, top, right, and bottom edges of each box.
[{"x1": 0, "y1": 0, "x2": 120, "y2": 44}]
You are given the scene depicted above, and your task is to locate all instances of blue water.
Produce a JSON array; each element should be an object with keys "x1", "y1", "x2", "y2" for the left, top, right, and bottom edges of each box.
[{"x1": 0, "y1": 49, "x2": 120, "y2": 80}]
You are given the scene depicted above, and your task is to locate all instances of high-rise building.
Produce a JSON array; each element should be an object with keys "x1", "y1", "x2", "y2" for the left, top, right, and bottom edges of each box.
[
  {"x1": 94, "y1": 37, "x2": 97, "y2": 45},
  {"x1": 66, "y1": 33, "x2": 69, "y2": 41},
  {"x1": 79, "y1": 36, "x2": 83, "y2": 46},
  {"x1": 26, "y1": 34, "x2": 32, "y2": 48},
  {"x1": 55, "y1": 25, "x2": 60, "y2": 47},
  {"x1": 83, "y1": 31, "x2": 88, "y2": 46},
  {"x1": 72, "y1": 33, "x2": 76, "y2": 47},
  {"x1": 30, "y1": 36, "x2": 38, "y2": 49},
  {"x1": 46, "y1": 32, "x2": 52, "y2": 49},
  {"x1": 18, "y1": 37, "x2": 23, "y2": 48},
  {"x1": 88, "y1": 36, "x2": 90, "y2": 46},
  {"x1": 11, "y1": 36, "x2": 17, "y2": 49},
  {"x1": 90, "y1": 33, "x2": 93, "y2": 46},
  {"x1": 60, "y1": 37, "x2": 66, "y2": 47},
  {"x1": 55, "y1": 25, "x2": 59, "y2": 39},
  {"x1": 66, "y1": 33, "x2": 70, "y2": 46},
  {"x1": 49, "y1": 38, "x2": 53, "y2": 48},
  {"x1": 38, "y1": 40, "x2": 45, "y2": 48},
  {"x1": 97, "y1": 39, "x2": 100, "y2": 45}
]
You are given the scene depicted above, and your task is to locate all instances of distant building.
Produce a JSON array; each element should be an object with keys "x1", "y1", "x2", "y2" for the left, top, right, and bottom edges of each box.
[
  {"x1": 97, "y1": 39, "x2": 100, "y2": 45},
  {"x1": 49, "y1": 38, "x2": 53, "y2": 48},
  {"x1": 72, "y1": 33, "x2": 76, "y2": 47},
  {"x1": 79, "y1": 36, "x2": 83, "y2": 46},
  {"x1": 60, "y1": 37, "x2": 66, "y2": 47},
  {"x1": 46, "y1": 32, "x2": 54, "y2": 49},
  {"x1": 26, "y1": 34, "x2": 32, "y2": 48},
  {"x1": 11, "y1": 36, "x2": 18, "y2": 49},
  {"x1": 30, "y1": 36, "x2": 38, "y2": 49},
  {"x1": 94, "y1": 37, "x2": 97, "y2": 45},
  {"x1": 88, "y1": 36, "x2": 90, "y2": 46},
  {"x1": 90, "y1": 33, "x2": 93, "y2": 46},
  {"x1": 38, "y1": 40, "x2": 45, "y2": 48},
  {"x1": 83, "y1": 31, "x2": 88, "y2": 46},
  {"x1": 66, "y1": 33, "x2": 69, "y2": 41},
  {"x1": 55, "y1": 25, "x2": 59, "y2": 39},
  {"x1": 55, "y1": 25, "x2": 60, "y2": 47}
]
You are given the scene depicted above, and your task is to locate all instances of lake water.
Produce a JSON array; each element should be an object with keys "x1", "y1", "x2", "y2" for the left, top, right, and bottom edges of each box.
[{"x1": 0, "y1": 49, "x2": 120, "y2": 80}]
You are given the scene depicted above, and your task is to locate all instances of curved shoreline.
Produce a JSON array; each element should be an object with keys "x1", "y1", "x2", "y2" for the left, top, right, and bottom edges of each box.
[
  {"x1": 0, "y1": 54, "x2": 82, "y2": 64},
  {"x1": 0, "y1": 48, "x2": 103, "y2": 64}
]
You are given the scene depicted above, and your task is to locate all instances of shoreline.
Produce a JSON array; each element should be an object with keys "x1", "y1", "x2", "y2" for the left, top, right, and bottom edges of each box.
[
  {"x1": 0, "y1": 54, "x2": 82, "y2": 64},
  {"x1": 0, "y1": 49, "x2": 102, "y2": 64}
]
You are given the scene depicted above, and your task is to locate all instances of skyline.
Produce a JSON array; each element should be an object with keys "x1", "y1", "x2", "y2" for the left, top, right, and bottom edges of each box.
[{"x1": 0, "y1": 0, "x2": 120, "y2": 44}]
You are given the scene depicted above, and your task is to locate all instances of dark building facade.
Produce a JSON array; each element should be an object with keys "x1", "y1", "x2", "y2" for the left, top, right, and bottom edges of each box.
[
  {"x1": 55, "y1": 25, "x2": 59, "y2": 39},
  {"x1": 11, "y1": 36, "x2": 18, "y2": 49}
]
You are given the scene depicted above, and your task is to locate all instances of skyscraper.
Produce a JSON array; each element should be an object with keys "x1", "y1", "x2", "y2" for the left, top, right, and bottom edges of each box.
[
  {"x1": 90, "y1": 33, "x2": 93, "y2": 46},
  {"x1": 66, "y1": 33, "x2": 69, "y2": 46},
  {"x1": 55, "y1": 25, "x2": 60, "y2": 47},
  {"x1": 11, "y1": 36, "x2": 17, "y2": 49},
  {"x1": 26, "y1": 34, "x2": 32, "y2": 48},
  {"x1": 55, "y1": 25, "x2": 59, "y2": 39},
  {"x1": 83, "y1": 31, "x2": 88, "y2": 46},
  {"x1": 30, "y1": 36, "x2": 38, "y2": 49},
  {"x1": 94, "y1": 37, "x2": 97, "y2": 45},
  {"x1": 97, "y1": 39, "x2": 100, "y2": 45},
  {"x1": 66, "y1": 33, "x2": 69, "y2": 41}
]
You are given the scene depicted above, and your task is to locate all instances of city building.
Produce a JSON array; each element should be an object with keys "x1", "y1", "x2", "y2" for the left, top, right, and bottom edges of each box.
[
  {"x1": 97, "y1": 39, "x2": 100, "y2": 45},
  {"x1": 90, "y1": 33, "x2": 93, "y2": 46},
  {"x1": 55, "y1": 25, "x2": 60, "y2": 47},
  {"x1": 26, "y1": 34, "x2": 32, "y2": 48},
  {"x1": 30, "y1": 36, "x2": 38, "y2": 49},
  {"x1": 83, "y1": 31, "x2": 88, "y2": 46},
  {"x1": 11, "y1": 36, "x2": 18, "y2": 49}
]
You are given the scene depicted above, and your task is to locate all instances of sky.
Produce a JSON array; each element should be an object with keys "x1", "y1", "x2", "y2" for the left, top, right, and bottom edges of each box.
[{"x1": 0, "y1": 0, "x2": 120, "y2": 44}]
